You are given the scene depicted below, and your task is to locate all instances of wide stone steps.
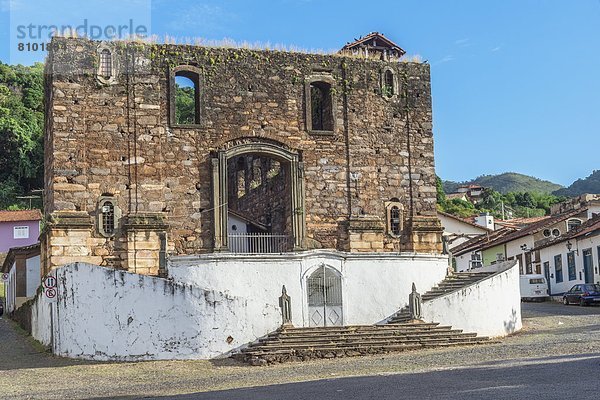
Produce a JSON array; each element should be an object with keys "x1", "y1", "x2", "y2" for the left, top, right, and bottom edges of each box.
[
  {"x1": 388, "y1": 271, "x2": 494, "y2": 324},
  {"x1": 237, "y1": 323, "x2": 490, "y2": 365}
]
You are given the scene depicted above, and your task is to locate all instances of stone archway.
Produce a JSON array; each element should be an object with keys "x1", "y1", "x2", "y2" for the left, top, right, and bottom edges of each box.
[{"x1": 212, "y1": 139, "x2": 306, "y2": 252}]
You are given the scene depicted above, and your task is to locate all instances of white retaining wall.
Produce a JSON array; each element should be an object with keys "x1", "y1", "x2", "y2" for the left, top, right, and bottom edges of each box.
[
  {"x1": 168, "y1": 250, "x2": 449, "y2": 327},
  {"x1": 422, "y1": 260, "x2": 522, "y2": 337},
  {"x1": 30, "y1": 262, "x2": 281, "y2": 360}
]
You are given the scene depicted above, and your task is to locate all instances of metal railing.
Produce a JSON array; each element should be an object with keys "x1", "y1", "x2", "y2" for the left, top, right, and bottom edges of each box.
[{"x1": 228, "y1": 233, "x2": 291, "y2": 254}]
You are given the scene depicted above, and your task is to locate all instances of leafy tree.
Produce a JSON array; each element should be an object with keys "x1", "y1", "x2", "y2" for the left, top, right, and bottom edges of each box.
[
  {"x1": 0, "y1": 61, "x2": 44, "y2": 209},
  {"x1": 175, "y1": 86, "x2": 196, "y2": 125}
]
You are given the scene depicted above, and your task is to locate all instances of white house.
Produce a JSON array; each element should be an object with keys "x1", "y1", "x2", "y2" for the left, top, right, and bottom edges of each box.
[
  {"x1": 535, "y1": 216, "x2": 600, "y2": 295},
  {"x1": 438, "y1": 211, "x2": 492, "y2": 249}
]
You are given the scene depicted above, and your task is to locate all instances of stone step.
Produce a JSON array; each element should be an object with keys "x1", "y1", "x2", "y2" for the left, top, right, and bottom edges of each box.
[
  {"x1": 242, "y1": 337, "x2": 490, "y2": 356},
  {"x1": 273, "y1": 323, "x2": 442, "y2": 335},
  {"x1": 264, "y1": 327, "x2": 463, "y2": 341},
  {"x1": 256, "y1": 334, "x2": 478, "y2": 348},
  {"x1": 259, "y1": 330, "x2": 475, "y2": 344}
]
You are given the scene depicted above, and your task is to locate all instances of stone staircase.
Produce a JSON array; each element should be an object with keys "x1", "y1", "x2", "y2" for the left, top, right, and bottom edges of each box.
[
  {"x1": 236, "y1": 271, "x2": 496, "y2": 365},
  {"x1": 237, "y1": 323, "x2": 490, "y2": 365},
  {"x1": 387, "y1": 271, "x2": 494, "y2": 324}
]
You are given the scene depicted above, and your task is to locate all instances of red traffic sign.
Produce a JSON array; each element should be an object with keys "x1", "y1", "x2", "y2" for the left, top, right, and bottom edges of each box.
[
  {"x1": 43, "y1": 275, "x2": 57, "y2": 289},
  {"x1": 1, "y1": 273, "x2": 8, "y2": 281},
  {"x1": 45, "y1": 287, "x2": 57, "y2": 299}
]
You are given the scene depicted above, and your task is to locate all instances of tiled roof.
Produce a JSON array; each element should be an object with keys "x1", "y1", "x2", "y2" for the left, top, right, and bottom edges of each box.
[
  {"x1": 533, "y1": 215, "x2": 600, "y2": 251},
  {"x1": 451, "y1": 227, "x2": 516, "y2": 255},
  {"x1": 453, "y1": 208, "x2": 587, "y2": 256},
  {"x1": 0, "y1": 209, "x2": 42, "y2": 223},
  {"x1": 341, "y1": 32, "x2": 405, "y2": 54}
]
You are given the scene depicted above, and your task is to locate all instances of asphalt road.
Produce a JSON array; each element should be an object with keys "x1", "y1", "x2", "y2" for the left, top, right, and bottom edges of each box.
[{"x1": 158, "y1": 353, "x2": 600, "y2": 400}]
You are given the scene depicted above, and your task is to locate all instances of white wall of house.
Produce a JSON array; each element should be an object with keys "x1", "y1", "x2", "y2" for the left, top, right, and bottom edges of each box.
[
  {"x1": 454, "y1": 251, "x2": 484, "y2": 272},
  {"x1": 438, "y1": 213, "x2": 488, "y2": 249},
  {"x1": 5, "y1": 262, "x2": 16, "y2": 313},
  {"x1": 25, "y1": 255, "x2": 40, "y2": 297},
  {"x1": 168, "y1": 250, "x2": 450, "y2": 327},
  {"x1": 540, "y1": 234, "x2": 600, "y2": 295},
  {"x1": 422, "y1": 261, "x2": 522, "y2": 337}
]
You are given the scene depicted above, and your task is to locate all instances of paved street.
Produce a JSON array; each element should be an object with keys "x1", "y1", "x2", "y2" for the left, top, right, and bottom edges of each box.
[
  {"x1": 1, "y1": 301, "x2": 600, "y2": 399},
  {"x1": 165, "y1": 353, "x2": 600, "y2": 400}
]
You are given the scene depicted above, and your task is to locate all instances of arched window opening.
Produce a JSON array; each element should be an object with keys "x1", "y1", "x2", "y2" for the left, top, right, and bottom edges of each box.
[
  {"x1": 383, "y1": 70, "x2": 394, "y2": 97},
  {"x1": 310, "y1": 81, "x2": 333, "y2": 131},
  {"x1": 390, "y1": 206, "x2": 401, "y2": 235},
  {"x1": 174, "y1": 69, "x2": 200, "y2": 125},
  {"x1": 98, "y1": 196, "x2": 119, "y2": 237},
  {"x1": 99, "y1": 49, "x2": 112, "y2": 78}
]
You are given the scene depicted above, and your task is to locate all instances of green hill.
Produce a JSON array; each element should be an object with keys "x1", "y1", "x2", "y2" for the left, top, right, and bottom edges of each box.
[
  {"x1": 442, "y1": 172, "x2": 563, "y2": 194},
  {"x1": 554, "y1": 170, "x2": 600, "y2": 197}
]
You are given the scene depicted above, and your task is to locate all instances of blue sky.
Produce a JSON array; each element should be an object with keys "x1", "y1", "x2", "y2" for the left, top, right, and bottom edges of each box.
[{"x1": 1, "y1": 0, "x2": 599, "y2": 186}]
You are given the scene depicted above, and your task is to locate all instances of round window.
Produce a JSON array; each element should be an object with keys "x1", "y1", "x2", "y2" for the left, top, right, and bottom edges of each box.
[
  {"x1": 543, "y1": 229, "x2": 551, "y2": 237},
  {"x1": 552, "y1": 228, "x2": 561, "y2": 237}
]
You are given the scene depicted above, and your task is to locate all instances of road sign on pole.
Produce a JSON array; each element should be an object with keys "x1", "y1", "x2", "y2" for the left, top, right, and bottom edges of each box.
[
  {"x1": 2, "y1": 273, "x2": 8, "y2": 281},
  {"x1": 43, "y1": 275, "x2": 57, "y2": 289},
  {"x1": 43, "y1": 273, "x2": 58, "y2": 303}
]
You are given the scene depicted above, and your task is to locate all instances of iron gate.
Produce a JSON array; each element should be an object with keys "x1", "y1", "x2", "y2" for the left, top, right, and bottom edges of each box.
[{"x1": 307, "y1": 264, "x2": 343, "y2": 327}]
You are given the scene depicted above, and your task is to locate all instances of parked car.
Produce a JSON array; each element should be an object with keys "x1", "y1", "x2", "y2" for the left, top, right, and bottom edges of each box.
[{"x1": 563, "y1": 284, "x2": 600, "y2": 306}]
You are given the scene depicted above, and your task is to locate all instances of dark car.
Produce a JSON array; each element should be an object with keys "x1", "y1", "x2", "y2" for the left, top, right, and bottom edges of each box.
[{"x1": 563, "y1": 284, "x2": 600, "y2": 306}]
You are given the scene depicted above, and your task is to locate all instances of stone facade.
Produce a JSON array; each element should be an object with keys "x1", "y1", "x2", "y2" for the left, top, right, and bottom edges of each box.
[{"x1": 43, "y1": 36, "x2": 442, "y2": 274}]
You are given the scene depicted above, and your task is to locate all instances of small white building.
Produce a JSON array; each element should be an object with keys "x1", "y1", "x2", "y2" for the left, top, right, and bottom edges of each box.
[
  {"x1": 1, "y1": 243, "x2": 41, "y2": 313},
  {"x1": 535, "y1": 217, "x2": 600, "y2": 295},
  {"x1": 438, "y1": 211, "x2": 492, "y2": 249}
]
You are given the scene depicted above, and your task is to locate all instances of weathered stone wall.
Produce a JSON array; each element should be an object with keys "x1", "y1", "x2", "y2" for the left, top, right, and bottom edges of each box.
[{"x1": 44, "y1": 37, "x2": 441, "y2": 271}]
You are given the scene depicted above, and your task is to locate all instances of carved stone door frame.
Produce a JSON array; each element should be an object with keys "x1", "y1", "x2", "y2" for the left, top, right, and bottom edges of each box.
[{"x1": 212, "y1": 141, "x2": 306, "y2": 251}]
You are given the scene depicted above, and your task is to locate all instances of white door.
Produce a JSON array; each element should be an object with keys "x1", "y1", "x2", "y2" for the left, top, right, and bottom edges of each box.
[{"x1": 307, "y1": 265, "x2": 343, "y2": 327}]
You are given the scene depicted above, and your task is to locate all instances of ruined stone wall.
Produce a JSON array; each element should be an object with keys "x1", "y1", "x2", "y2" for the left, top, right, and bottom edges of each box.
[{"x1": 44, "y1": 37, "x2": 441, "y2": 271}]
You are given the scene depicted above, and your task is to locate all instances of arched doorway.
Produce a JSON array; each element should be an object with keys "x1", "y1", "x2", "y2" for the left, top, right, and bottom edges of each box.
[
  {"x1": 211, "y1": 139, "x2": 306, "y2": 252},
  {"x1": 307, "y1": 264, "x2": 343, "y2": 327}
]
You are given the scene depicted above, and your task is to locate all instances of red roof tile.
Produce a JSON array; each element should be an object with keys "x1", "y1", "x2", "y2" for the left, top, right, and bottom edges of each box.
[{"x1": 0, "y1": 209, "x2": 42, "y2": 223}]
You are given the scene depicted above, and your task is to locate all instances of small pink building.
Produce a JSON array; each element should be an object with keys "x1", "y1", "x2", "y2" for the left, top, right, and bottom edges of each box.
[{"x1": 0, "y1": 210, "x2": 42, "y2": 253}]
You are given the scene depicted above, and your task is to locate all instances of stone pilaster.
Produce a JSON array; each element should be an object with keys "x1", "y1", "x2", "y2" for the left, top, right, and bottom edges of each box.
[
  {"x1": 345, "y1": 215, "x2": 385, "y2": 252},
  {"x1": 41, "y1": 211, "x2": 105, "y2": 276},
  {"x1": 406, "y1": 216, "x2": 443, "y2": 254},
  {"x1": 122, "y1": 213, "x2": 169, "y2": 276}
]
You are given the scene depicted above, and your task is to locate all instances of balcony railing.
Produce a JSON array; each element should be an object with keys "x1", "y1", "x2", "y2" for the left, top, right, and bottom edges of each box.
[{"x1": 228, "y1": 233, "x2": 291, "y2": 254}]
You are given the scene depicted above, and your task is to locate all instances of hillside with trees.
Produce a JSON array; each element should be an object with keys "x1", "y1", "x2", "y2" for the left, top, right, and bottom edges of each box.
[
  {"x1": 436, "y1": 176, "x2": 565, "y2": 219},
  {"x1": 0, "y1": 61, "x2": 44, "y2": 210},
  {"x1": 443, "y1": 172, "x2": 563, "y2": 194},
  {"x1": 554, "y1": 170, "x2": 600, "y2": 197}
]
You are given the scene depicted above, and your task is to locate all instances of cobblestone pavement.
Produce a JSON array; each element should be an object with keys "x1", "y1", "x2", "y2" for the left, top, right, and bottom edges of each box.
[{"x1": 1, "y1": 302, "x2": 599, "y2": 399}]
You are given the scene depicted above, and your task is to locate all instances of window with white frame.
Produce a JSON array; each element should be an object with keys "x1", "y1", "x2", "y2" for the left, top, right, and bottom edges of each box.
[{"x1": 13, "y1": 226, "x2": 29, "y2": 239}]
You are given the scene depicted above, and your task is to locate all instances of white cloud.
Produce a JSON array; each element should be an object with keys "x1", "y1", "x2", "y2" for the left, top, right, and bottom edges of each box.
[{"x1": 491, "y1": 45, "x2": 502, "y2": 52}]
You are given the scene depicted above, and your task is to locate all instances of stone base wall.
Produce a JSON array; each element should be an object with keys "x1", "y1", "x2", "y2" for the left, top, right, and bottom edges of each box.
[
  {"x1": 42, "y1": 211, "x2": 167, "y2": 276},
  {"x1": 406, "y1": 216, "x2": 444, "y2": 254}
]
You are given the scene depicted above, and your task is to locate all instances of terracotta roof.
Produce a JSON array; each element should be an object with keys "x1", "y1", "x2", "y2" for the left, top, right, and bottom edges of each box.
[
  {"x1": 453, "y1": 208, "x2": 587, "y2": 256},
  {"x1": 341, "y1": 32, "x2": 405, "y2": 55},
  {"x1": 494, "y1": 216, "x2": 550, "y2": 229},
  {"x1": 451, "y1": 227, "x2": 516, "y2": 255},
  {"x1": 533, "y1": 215, "x2": 600, "y2": 251},
  {"x1": 0, "y1": 209, "x2": 42, "y2": 223}
]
